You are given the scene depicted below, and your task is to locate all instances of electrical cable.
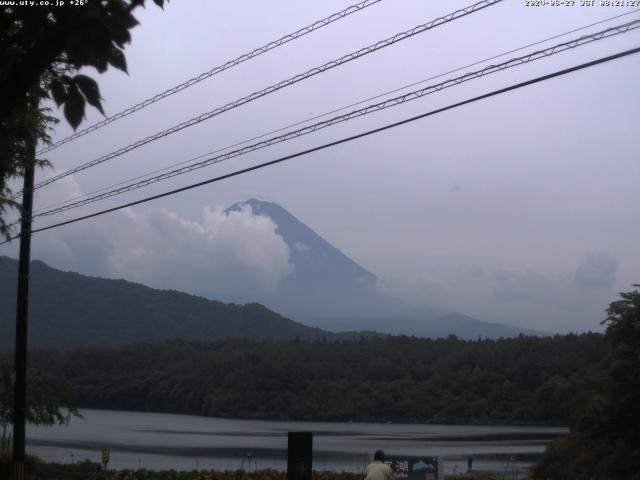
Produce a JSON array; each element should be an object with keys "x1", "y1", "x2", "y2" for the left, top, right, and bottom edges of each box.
[
  {"x1": 27, "y1": 0, "x2": 503, "y2": 194},
  {"x1": 1, "y1": 44, "x2": 636, "y2": 245},
  {"x1": 31, "y1": 8, "x2": 639, "y2": 215},
  {"x1": 6, "y1": 13, "x2": 639, "y2": 234},
  {"x1": 36, "y1": 0, "x2": 384, "y2": 155},
  {"x1": 28, "y1": 18, "x2": 640, "y2": 219}
]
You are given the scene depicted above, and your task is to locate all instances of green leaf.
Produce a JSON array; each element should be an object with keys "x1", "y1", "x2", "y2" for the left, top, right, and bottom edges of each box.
[
  {"x1": 63, "y1": 84, "x2": 86, "y2": 130},
  {"x1": 111, "y1": 24, "x2": 132, "y2": 48},
  {"x1": 73, "y1": 74, "x2": 104, "y2": 115},
  {"x1": 108, "y1": 46, "x2": 127, "y2": 73},
  {"x1": 49, "y1": 79, "x2": 67, "y2": 107},
  {"x1": 153, "y1": 0, "x2": 165, "y2": 9}
]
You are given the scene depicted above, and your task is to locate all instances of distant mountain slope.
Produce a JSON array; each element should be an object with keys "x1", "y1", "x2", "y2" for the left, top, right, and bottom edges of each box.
[
  {"x1": 227, "y1": 199, "x2": 544, "y2": 339},
  {"x1": 409, "y1": 312, "x2": 542, "y2": 338},
  {"x1": 228, "y1": 199, "x2": 377, "y2": 290},
  {"x1": 303, "y1": 313, "x2": 542, "y2": 339},
  {"x1": 0, "y1": 200, "x2": 544, "y2": 346},
  {"x1": 226, "y1": 199, "x2": 427, "y2": 320},
  {"x1": 227, "y1": 199, "x2": 381, "y2": 316},
  {"x1": 0, "y1": 256, "x2": 338, "y2": 350}
]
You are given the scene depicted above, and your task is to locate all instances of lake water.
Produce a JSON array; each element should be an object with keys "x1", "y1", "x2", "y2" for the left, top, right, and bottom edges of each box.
[{"x1": 25, "y1": 409, "x2": 566, "y2": 477}]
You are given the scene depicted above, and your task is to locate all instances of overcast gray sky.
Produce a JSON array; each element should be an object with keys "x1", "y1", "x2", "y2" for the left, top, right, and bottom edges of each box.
[{"x1": 2, "y1": 0, "x2": 639, "y2": 333}]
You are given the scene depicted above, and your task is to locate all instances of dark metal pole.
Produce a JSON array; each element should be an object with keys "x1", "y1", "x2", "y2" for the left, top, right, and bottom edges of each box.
[{"x1": 12, "y1": 139, "x2": 35, "y2": 480}]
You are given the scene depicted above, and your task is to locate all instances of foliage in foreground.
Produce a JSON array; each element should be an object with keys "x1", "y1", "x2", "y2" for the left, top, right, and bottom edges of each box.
[
  {"x1": 0, "y1": 362, "x2": 81, "y2": 450},
  {"x1": 0, "y1": 0, "x2": 166, "y2": 240},
  {"x1": 532, "y1": 286, "x2": 640, "y2": 480}
]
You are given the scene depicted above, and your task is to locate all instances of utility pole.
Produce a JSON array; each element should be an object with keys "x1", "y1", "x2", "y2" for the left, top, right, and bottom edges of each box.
[{"x1": 12, "y1": 138, "x2": 36, "y2": 480}]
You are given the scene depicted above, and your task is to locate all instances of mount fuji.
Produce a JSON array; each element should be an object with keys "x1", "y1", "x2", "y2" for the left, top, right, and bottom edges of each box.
[{"x1": 226, "y1": 199, "x2": 540, "y2": 338}]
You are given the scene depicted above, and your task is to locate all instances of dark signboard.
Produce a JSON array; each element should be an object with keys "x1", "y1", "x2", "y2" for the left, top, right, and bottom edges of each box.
[
  {"x1": 384, "y1": 456, "x2": 439, "y2": 480},
  {"x1": 287, "y1": 432, "x2": 312, "y2": 480}
]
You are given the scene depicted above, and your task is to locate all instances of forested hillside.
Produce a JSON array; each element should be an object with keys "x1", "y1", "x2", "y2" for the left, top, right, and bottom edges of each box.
[
  {"x1": 0, "y1": 256, "x2": 337, "y2": 349},
  {"x1": 23, "y1": 333, "x2": 609, "y2": 426}
]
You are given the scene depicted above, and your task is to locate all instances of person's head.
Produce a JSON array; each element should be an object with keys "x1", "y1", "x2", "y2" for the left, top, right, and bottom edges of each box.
[{"x1": 374, "y1": 450, "x2": 385, "y2": 462}]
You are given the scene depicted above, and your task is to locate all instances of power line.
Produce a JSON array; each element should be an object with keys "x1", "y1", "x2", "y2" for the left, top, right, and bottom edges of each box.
[
  {"x1": 28, "y1": 0, "x2": 503, "y2": 193},
  {"x1": 8, "y1": 14, "x2": 639, "y2": 232},
  {"x1": 30, "y1": 8, "x2": 639, "y2": 216},
  {"x1": 1, "y1": 45, "x2": 636, "y2": 245},
  {"x1": 30, "y1": 18, "x2": 640, "y2": 219},
  {"x1": 36, "y1": 0, "x2": 384, "y2": 155}
]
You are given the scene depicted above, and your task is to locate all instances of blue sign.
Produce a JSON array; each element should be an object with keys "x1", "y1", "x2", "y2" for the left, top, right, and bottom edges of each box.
[{"x1": 385, "y1": 456, "x2": 439, "y2": 480}]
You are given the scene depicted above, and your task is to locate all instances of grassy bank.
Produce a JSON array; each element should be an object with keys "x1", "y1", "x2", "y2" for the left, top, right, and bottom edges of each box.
[{"x1": 0, "y1": 458, "x2": 502, "y2": 480}]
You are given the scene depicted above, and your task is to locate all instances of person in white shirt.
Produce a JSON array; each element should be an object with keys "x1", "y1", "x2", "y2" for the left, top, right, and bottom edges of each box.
[{"x1": 365, "y1": 450, "x2": 394, "y2": 480}]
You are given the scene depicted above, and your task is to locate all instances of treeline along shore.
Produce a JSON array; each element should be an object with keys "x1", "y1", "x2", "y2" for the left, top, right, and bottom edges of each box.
[{"x1": 13, "y1": 333, "x2": 609, "y2": 426}]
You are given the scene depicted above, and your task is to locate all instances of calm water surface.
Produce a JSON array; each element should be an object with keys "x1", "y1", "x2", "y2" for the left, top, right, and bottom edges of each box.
[{"x1": 25, "y1": 409, "x2": 566, "y2": 476}]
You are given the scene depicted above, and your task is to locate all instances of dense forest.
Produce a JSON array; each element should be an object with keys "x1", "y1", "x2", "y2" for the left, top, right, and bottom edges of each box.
[{"x1": 16, "y1": 333, "x2": 609, "y2": 426}]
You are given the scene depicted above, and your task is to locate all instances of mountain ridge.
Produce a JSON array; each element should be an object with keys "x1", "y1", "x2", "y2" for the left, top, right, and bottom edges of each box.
[
  {"x1": 0, "y1": 256, "x2": 345, "y2": 350},
  {"x1": 0, "y1": 199, "x2": 545, "y2": 346}
]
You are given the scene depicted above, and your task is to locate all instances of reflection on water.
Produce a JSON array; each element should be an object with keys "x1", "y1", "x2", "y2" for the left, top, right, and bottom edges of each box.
[{"x1": 25, "y1": 409, "x2": 566, "y2": 476}]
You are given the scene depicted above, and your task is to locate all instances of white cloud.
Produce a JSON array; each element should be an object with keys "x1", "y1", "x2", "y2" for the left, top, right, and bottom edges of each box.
[
  {"x1": 293, "y1": 242, "x2": 309, "y2": 252},
  {"x1": 378, "y1": 272, "x2": 454, "y2": 310},
  {"x1": 573, "y1": 251, "x2": 618, "y2": 289},
  {"x1": 1, "y1": 178, "x2": 293, "y2": 304},
  {"x1": 104, "y1": 205, "x2": 294, "y2": 301},
  {"x1": 492, "y1": 269, "x2": 560, "y2": 304},
  {"x1": 377, "y1": 251, "x2": 623, "y2": 333}
]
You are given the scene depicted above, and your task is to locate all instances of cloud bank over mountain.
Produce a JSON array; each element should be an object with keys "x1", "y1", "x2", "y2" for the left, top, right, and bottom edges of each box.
[
  {"x1": 104, "y1": 205, "x2": 294, "y2": 300},
  {"x1": 0, "y1": 178, "x2": 629, "y2": 334},
  {"x1": 4, "y1": 180, "x2": 294, "y2": 303}
]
